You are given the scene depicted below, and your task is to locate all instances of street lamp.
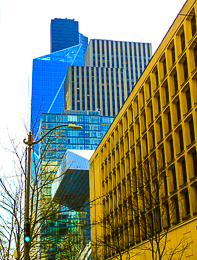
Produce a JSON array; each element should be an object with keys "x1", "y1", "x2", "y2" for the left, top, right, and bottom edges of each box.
[{"x1": 23, "y1": 123, "x2": 82, "y2": 260}]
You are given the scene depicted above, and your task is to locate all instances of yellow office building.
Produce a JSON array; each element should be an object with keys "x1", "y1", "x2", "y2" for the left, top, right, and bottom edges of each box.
[{"x1": 89, "y1": 0, "x2": 197, "y2": 259}]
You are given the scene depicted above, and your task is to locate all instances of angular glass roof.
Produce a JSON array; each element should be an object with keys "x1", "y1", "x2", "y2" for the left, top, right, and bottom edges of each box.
[{"x1": 35, "y1": 44, "x2": 83, "y2": 63}]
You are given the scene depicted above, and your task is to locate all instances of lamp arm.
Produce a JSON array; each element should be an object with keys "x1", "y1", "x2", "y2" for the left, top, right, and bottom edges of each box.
[
  {"x1": 23, "y1": 124, "x2": 69, "y2": 146},
  {"x1": 32, "y1": 124, "x2": 69, "y2": 145}
]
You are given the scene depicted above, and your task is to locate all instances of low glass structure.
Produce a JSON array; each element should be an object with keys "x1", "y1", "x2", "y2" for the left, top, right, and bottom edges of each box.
[{"x1": 40, "y1": 110, "x2": 114, "y2": 160}]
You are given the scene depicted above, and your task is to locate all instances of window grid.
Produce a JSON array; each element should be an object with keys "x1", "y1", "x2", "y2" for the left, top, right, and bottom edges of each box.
[{"x1": 90, "y1": 6, "x2": 197, "y2": 255}]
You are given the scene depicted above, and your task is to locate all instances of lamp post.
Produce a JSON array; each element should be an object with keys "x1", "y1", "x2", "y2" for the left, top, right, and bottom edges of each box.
[{"x1": 23, "y1": 123, "x2": 82, "y2": 260}]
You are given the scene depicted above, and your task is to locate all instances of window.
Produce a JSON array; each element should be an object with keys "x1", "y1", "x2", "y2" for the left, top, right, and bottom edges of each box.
[
  {"x1": 135, "y1": 219, "x2": 140, "y2": 243},
  {"x1": 132, "y1": 171, "x2": 137, "y2": 193},
  {"x1": 146, "y1": 185, "x2": 152, "y2": 210},
  {"x1": 126, "y1": 176, "x2": 131, "y2": 199},
  {"x1": 124, "y1": 225, "x2": 129, "y2": 248},
  {"x1": 144, "y1": 160, "x2": 150, "y2": 182},
  {"x1": 181, "y1": 159, "x2": 187, "y2": 184},
  {"x1": 194, "y1": 44, "x2": 197, "y2": 68},
  {"x1": 148, "y1": 79, "x2": 152, "y2": 98},
  {"x1": 179, "y1": 128, "x2": 184, "y2": 152},
  {"x1": 152, "y1": 154, "x2": 157, "y2": 177},
  {"x1": 183, "y1": 58, "x2": 188, "y2": 82},
  {"x1": 155, "y1": 207, "x2": 161, "y2": 232},
  {"x1": 150, "y1": 105, "x2": 153, "y2": 123},
  {"x1": 156, "y1": 94, "x2": 161, "y2": 115},
  {"x1": 161, "y1": 146, "x2": 165, "y2": 168},
  {"x1": 173, "y1": 70, "x2": 178, "y2": 94},
  {"x1": 182, "y1": 190, "x2": 190, "y2": 217},
  {"x1": 163, "y1": 202, "x2": 170, "y2": 228},
  {"x1": 172, "y1": 167, "x2": 177, "y2": 190},
  {"x1": 176, "y1": 99, "x2": 181, "y2": 122},
  {"x1": 142, "y1": 112, "x2": 146, "y2": 133},
  {"x1": 140, "y1": 90, "x2": 145, "y2": 108},
  {"x1": 129, "y1": 222, "x2": 134, "y2": 245},
  {"x1": 138, "y1": 167, "x2": 143, "y2": 188},
  {"x1": 163, "y1": 56, "x2": 167, "y2": 77},
  {"x1": 189, "y1": 118, "x2": 195, "y2": 143},
  {"x1": 141, "y1": 215, "x2": 147, "y2": 240},
  {"x1": 163, "y1": 173, "x2": 168, "y2": 196},
  {"x1": 191, "y1": 13, "x2": 197, "y2": 37},
  {"x1": 192, "y1": 150, "x2": 197, "y2": 177},
  {"x1": 135, "y1": 121, "x2": 140, "y2": 140},
  {"x1": 171, "y1": 45, "x2": 176, "y2": 65},
  {"x1": 149, "y1": 128, "x2": 155, "y2": 150},
  {"x1": 133, "y1": 194, "x2": 138, "y2": 217},
  {"x1": 172, "y1": 196, "x2": 180, "y2": 223},
  {"x1": 137, "y1": 142, "x2": 142, "y2": 163},
  {"x1": 164, "y1": 83, "x2": 169, "y2": 105},
  {"x1": 170, "y1": 138, "x2": 174, "y2": 161},
  {"x1": 159, "y1": 120, "x2": 163, "y2": 141},
  {"x1": 155, "y1": 68, "x2": 159, "y2": 87},
  {"x1": 125, "y1": 134, "x2": 129, "y2": 154},
  {"x1": 185, "y1": 190, "x2": 190, "y2": 215},
  {"x1": 186, "y1": 88, "x2": 191, "y2": 111},
  {"x1": 139, "y1": 190, "x2": 145, "y2": 213},
  {"x1": 181, "y1": 30, "x2": 185, "y2": 52},
  {"x1": 143, "y1": 136, "x2": 148, "y2": 156},
  {"x1": 153, "y1": 180, "x2": 159, "y2": 204},
  {"x1": 136, "y1": 99, "x2": 139, "y2": 117},
  {"x1": 147, "y1": 102, "x2": 153, "y2": 125},
  {"x1": 167, "y1": 110, "x2": 172, "y2": 132},
  {"x1": 147, "y1": 212, "x2": 153, "y2": 236},
  {"x1": 130, "y1": 128, "x2": 134, "y2": 147},
  {"x1": 120, "y1": 140, "x2": 124, "y2": 159}
]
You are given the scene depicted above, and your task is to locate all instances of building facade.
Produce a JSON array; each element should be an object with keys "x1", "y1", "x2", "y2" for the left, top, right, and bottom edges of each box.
[
  {"x1": 84, "y1": 40, "x2": 152, "y2": 86},
  {"x1": 51, "y1": 150, "x2": 93, "y2": 259},
  {"x1": 89, "y1": 0, "x2": 197, "y2": 259},
  {"x1": 40, "y1": 110, "x2": 114, "y2": 158},
  {"x1": 50, "y1": 18, "x2": 88, "y2": 55},
  {"x1": 39, "y1": 111, "x2": 114, "y2": 260},
  {"x1": 39, "y1": 109, "x2": 114, "y2": 218},
  {"x1": 65, "y1": 40, "x2": 152, "y2": 117},
  {"x1": 40, "y1": 207, "x2": 87, "y2": 260}
]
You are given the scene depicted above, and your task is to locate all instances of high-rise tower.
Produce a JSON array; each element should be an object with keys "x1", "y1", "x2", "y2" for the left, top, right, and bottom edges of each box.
[{"x1": 65, "y1": 40, "x2": 152, "y2": 117}]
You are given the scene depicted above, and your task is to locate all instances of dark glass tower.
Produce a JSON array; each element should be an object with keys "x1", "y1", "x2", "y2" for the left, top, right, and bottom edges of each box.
[{"x1": 50, "y1": 18, "x2": 88, "y2": 55}]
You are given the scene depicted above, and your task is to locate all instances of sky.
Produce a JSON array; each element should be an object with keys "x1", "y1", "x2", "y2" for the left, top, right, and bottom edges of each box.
[{"x1": 0, "y1": 0, "x2": 187, "y2": 176}]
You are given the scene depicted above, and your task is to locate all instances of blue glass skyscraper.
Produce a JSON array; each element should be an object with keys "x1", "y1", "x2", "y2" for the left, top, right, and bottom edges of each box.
[
  {"x1": 31, "y1": 18, "x2": 88, "y2": 137},
  {"x1": 31, "y1": 44, "x2": 84, "y2": 136}
]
